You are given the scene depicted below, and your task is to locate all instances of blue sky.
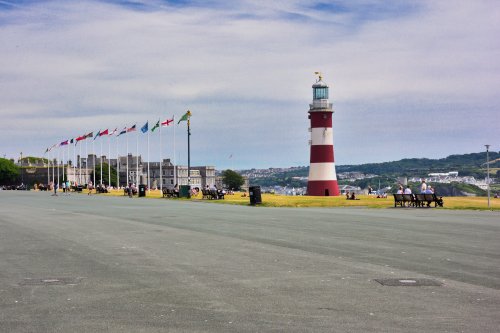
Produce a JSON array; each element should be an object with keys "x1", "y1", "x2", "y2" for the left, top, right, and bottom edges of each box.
[{"x1": 0, "y1": 0, "x2": 498, "y2": 169}]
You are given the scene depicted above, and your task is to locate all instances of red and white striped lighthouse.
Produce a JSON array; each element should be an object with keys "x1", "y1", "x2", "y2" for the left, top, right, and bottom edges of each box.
[{"x1": 307, "y1": 73, "x2": 340, "y2": 196}]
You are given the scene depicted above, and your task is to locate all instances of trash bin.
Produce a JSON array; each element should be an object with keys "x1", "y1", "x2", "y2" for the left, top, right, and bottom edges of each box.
[
  {"x1": 179, "y1": 185, "x2": 191, "y2": 198},
  {"x1": 138, "y1": 184, "x2": 146, "y2": 197},
  {"x1": 249, "y1": 186, "x2": 262, "y2": 205}
]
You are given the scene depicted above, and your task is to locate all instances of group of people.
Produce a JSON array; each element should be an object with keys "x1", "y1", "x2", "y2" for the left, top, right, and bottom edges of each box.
[
  {"x1": 396, "y1": 180, "x2": 435, "y2": 195},
  {"x1": 345, "y1": 191, "x2": 359, "y2": 200}
]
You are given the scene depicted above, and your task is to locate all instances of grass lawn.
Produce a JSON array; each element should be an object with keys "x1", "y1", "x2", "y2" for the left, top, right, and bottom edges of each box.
[{"x1": 83, "y1": 189, "x2": 500, "y2": 210}]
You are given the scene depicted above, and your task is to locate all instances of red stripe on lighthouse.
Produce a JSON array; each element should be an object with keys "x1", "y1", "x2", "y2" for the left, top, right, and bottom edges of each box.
[
  {"x1": 309, "y1": 112, "x2": 332, "y2": 128},
  {"x1": 307, "y1": 180, "x2": 340, "y2": 196},
  {"x1": 310, "y1": 145, "x2": 334, "y2": 163}
]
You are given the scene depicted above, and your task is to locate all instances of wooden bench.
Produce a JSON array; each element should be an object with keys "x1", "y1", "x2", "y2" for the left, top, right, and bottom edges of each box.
[
  {"x1": 393, "y1": 194, "x2": 404, "y2": 207},
  {"x1": 403, "y1": 194, "x2": 416, "y2": 207},
  {"x1": 124, "y1": 187, "x2": 137, "y2": 196},
  {"x1": 393, "y1": 194, "x2": 416, "y2": 207},
  {"x1": 414, "y1": 194, "x2": 427, "y2": 207},
  {"x1": 425, "y1": 193, "x2": 443, "y2": 207},
  {"x1": 162, "y1": 188, "x2": 179, "y2": 198},
  {"x1": 201, "y1": 189, "x2": 225, "y2": 200},
  {"x1": 397, "y1": 193, "x2": 443, "y2": 208}
]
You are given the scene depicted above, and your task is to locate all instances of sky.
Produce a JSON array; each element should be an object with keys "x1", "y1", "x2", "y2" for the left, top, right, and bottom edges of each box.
[{"x1": 0, "y1": 0, "x2": 499, "y2": 170}]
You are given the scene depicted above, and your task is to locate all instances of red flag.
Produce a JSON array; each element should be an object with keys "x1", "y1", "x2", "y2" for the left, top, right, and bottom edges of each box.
[
  {"x1": 99, "y1": 129, "x2": 109, "y2": 136},
  {"x1": 161, "y1": 118, "x2": 174, "y2": 127}
]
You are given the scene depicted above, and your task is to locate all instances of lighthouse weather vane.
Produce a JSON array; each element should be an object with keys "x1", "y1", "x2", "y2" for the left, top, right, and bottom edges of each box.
[{"x1": 314, "y1": 71, "x2": 323, "y2": 81}]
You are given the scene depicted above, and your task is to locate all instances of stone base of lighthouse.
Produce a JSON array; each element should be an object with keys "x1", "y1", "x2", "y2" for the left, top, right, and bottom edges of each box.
[{"x1": 307, "y1": 180, "x2": 340, "y2": 196}]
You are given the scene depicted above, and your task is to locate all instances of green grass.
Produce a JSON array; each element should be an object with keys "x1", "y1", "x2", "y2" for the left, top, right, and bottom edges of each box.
[{"x1": 74, "y1": 189, "x2": 500, "y2": 210}]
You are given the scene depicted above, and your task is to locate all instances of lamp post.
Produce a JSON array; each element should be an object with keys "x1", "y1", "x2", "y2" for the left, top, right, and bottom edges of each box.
[
  {"x1": 485, "y1": 145, "x2": 490, "y2": 209},
  {"x1": 187, "y1": 110, "x2": 192, "y2": 187},
  {"x1": 20, "y1": 152, "x2": 24, "y2": 185}
]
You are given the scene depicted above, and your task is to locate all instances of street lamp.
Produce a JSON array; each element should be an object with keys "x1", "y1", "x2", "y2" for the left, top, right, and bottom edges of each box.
[
  {"x1": 485, "y1": 144, "x2": 490, "y2": 209},
  {"x1": 20, "y1": 152, "x2": 24, "y2": 185}
]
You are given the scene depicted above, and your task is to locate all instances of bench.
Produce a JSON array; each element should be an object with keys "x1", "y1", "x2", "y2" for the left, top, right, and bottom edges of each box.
[
  {"x1": 96, "y1": 186, "x2": 108, "y2": 194},
  {"x1": 395, "y1": 193, "x2": 443, "y2": 208},
  {"x1": 201, "y1": 189, "x2": 225, "y2": 200},
  {"x1": 393, "y1": 194, "x2": 416, "y2": 207},
  {"x1": 162, "y1": 188, "x2": 179, "y2": 198},
  {"x1": 414, "y1": 194, "x2": 427, "y2": 207},
  {"x1": 393, "y1": 194, "x2": 404, "y2": 207},
  {"x1": 425, "y1": 193, "x2": 443, "y2": 207},
  {"x1": 124, "y1": 187, "x2": 137, "y2": 196}
]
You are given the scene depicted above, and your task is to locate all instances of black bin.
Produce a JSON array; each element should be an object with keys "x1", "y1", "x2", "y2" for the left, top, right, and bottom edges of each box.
[
  {"x1": 179, "y1": 185, "x2": 191, "y2": 198},
  {"x1": 249, "y1": 186, "x2": 262, "y2": 205},
  {"x1": 138, "y1": 184, "x2": 146, "y2": 197}
]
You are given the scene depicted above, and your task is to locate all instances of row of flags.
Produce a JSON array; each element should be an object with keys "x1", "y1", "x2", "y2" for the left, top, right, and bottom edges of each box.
[{"x1": 45, "y1": 112, "x2": 188, "y2": 153}]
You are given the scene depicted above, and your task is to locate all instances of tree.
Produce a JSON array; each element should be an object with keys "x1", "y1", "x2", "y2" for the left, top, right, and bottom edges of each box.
[
  {"x1": 90, "y1": 163, "x2": 118, "y2": 187},
  {"x1": 0, "y1": 158, "x2": 20, "y2": 184},
  {"x1": 222, "y1": 169, "x2": 244, "y2": 190}
]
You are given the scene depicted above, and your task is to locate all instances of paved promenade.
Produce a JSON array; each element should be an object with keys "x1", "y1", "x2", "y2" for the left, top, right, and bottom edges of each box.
[{"x1": 1, "y1": 191, "x2": 499, "y2": 332}]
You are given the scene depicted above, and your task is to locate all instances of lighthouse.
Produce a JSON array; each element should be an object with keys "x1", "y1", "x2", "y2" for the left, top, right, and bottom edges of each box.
[{"x1": 307, "y1": 72, "x2": 340, "y2": 196}]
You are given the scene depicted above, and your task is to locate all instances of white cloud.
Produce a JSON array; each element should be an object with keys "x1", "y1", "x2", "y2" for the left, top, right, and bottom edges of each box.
[{"x1": 0, "y1": 0, "x2": 498, "y2": 168}]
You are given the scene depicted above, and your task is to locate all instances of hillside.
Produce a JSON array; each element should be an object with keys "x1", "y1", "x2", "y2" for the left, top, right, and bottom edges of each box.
[
  {"x1": 337, "y1": 152, "x2": 499, "y2": 177},
  {"x1": 243, "y1": 152, "x2": 498, "y2": 193}
]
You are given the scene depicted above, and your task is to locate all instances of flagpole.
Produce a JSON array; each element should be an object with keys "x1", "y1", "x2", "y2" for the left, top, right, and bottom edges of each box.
[
  {"x1": 100, "y1": 139, "x2": 103, "y2": 186},
  {"x1": 126, "y1": 131, "x2": 129, "y2": 185},
  {"x1": 67, "y1": 142, "x2": 70, "y2": 184},
  {"x1": 147, "y1": 127, "x2": 150, "y2": 191},
  {"x1": 46, "y1": 150, "x2": 50, "y2": 186},
  {"x1": 108, "y1": 135, "x2": 111, "y2": 188},
  {"x1": 187, "y1": 111, "x2": 191, "y2": 188},
  {"x1": 62, "y1": 145, "x2": 65, "y2": 184},
  {"x1": 73, "y1": 140, "x2": 76, "y2": 186},
  {"x1": 116, "y1": 135, "x2": 120, "y2": 189},
  {"x1": 52, "y1": 149, "x2": 55, "y2": 188},
  {"x1": 57, "y1": 148, "x2": 60, "y2": 190},
  {"x1": 85, "y1": 139, "x2": 88, "y2": 185},
  {"x1": 92, "y1": 139, "x2": 96, "y2": 187},
  {"x1": 173, "y1": 115, "x2": 176, "y2": 186},
  {"x1": 79, "y1": 142, "x2": 82, "y2": 185},
  {"x1": 136, "y1": 129, "x2": 139, "y2": 186},
  {"x1": 159, "y1": 120, "x2": 162, "y2": 191}
]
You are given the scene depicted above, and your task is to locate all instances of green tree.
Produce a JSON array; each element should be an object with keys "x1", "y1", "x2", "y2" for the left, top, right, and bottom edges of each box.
[
  {"x1": 0, "y1": 158, "x2": 20, "y2": 184},
  {"x1": 90, "y1": 163, "x2": 118, "y2": 187},
  {"x1": 222, "y1": 169, "x2": 244, "y2": 190}
]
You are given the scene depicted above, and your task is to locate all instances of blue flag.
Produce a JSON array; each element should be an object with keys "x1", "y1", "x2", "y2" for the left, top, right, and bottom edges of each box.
[{"x1": 141, "y1": 122, "x2": 148, "y2": 133}]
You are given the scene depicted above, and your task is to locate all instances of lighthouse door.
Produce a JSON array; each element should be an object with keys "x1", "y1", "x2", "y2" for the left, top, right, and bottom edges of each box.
[{"x1": 325, "y1": 189, "x2": 329, "y2": 196}]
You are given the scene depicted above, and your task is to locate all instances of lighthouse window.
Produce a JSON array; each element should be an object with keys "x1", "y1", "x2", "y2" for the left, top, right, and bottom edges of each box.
[{"x1": 313, "y1": 87, "x2": 328, "y2": 99}]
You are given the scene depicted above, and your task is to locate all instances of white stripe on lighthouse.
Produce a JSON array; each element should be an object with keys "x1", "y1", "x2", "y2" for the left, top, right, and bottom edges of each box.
[
  {"x1": 311, "y1": 128, "x2": 333, "y2": 145},
  {"x1": 308, "y1": 163, "x2": 337, "y2": 181}
]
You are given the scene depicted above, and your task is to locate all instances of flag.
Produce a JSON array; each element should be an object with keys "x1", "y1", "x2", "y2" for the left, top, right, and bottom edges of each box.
[
  {"x1": 48, "y1": 143, "x2": 58, "y2": 151},
  {"x1": 99, "y1": 129, "x2": 109, "y2": 136},
  {"x1": 151, "y1": 120, "x2": 160, "y2": 132},
  {"x1": 70, "y1": 138, "x2": 74, "y2": 144},
  {"x1": 45, "y1": 148, "x2": 49, "y2": 153},
  {"x1": 94, "y1": 130, "x2": 101, "y2": 140},
  {"x1": 229, "y1": 153, "x2": 233, "y2": 159},
  {"x1": 161, "y1": 118, "x2": 174, "y2": 127},
  {"x1": 141, "y1": 122, "x2": 148, "y2": 133},
  {"x1": 127, "y1": 124, "x2": 136, "y2": 132},
  {"x1": 75, "y1": 135, "x2": 86, "y2": 144},
  {"x1": 117, "y1": 127, "x2": 127, "y2": 136},
  {"x1": 109, "y1": 128, "x2": 117, "y2": 136},
  {"x1": 86, "y1": 132, "x2": 93, "y2": 138},
  {"x1": 60, "y1": 140, "x2": 69, "y2": 146},
  {"x1": 177, "y1": 111, "x2": 190, "y2": 124}
]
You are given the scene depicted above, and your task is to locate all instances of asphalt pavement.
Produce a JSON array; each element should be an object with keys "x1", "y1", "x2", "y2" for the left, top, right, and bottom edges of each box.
[{"x1": 1, "y1": 191, "x2": 499, "y2": 332}]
